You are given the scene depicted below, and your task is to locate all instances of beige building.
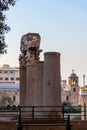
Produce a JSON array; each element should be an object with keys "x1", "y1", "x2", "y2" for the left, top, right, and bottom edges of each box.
[
  {"x1": 0, "y1": 84, "x2": 19, "y2": 106},
  {"x1": 78, "y1": 86, "x2": 87, "y2": 105},
  {"x1": 61, "y1": 71, "x2": 87, "y2": 108},
  {"x1": 61, "y1": 70, "x2": 79, "y2": 106},
  {"x1": 0, "y1": 64, "x2": 20, "y2": 106}
]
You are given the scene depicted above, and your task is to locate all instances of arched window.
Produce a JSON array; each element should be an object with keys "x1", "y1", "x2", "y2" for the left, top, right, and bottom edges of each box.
[{"x1": 73, "y1": 87, "x2": 76, "y2": 92}]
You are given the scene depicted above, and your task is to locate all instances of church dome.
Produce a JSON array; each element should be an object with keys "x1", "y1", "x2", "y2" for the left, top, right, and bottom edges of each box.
[{"x1": 70, "y1": 70, "x2": 77, "y2": 78}]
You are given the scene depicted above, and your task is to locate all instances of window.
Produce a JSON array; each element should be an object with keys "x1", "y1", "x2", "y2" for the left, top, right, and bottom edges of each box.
[
  {"x1": 10, "y1": 71, "x2": 13, "y2": 73},
  {"x1": 16, "y1": 77, "x2": 20, "y2": 81},
  {"x1": 66, "y1": 96, "x2": 69, "y2": 101},
  {"x1": 5, "y1": 77, "x2": 8, "y2": 80},
  {"x1": 73, "y1": 88, "x2": 76, "y2": 92},
  {"x1": 13, "y1": 96, "x2": 16, "y2": 101},
  {"x1": 15, "y1": 91, "x2": 18, "y2": 94},
  {"x1": 0, "y1": 77, "x2": 3, "y2": 80},
  {"x1": 4, "y1": 71, "x2": 8, "y2": 73},
  {"x1": 4, "y1": 90, "x2": 6, "y2": 92},
  {"x1": 11, "y1": 77, "x2": 14, "y2": 80}
]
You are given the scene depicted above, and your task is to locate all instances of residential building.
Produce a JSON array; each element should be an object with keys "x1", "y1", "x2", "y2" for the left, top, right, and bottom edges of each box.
[{"x1": 0, "y1": 64, "x2": 19, "y2": 84}]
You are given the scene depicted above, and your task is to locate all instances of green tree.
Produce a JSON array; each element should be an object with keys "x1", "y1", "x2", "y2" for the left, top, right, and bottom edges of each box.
[
  {"x1": 0, "y1": 0, "x2": 15, "y2": 54},
  {"x1": 62, "y1": 101, "x2": 72, "y2": 113},
  {"x1": 62, "y1": 101, "x2": 71, "y2": 107},
  {"x1": 0, "y1": 0, "x2": 15, "y2": 11},
  {"x1": 1, "y1": 96, "x2": 14, "y2": 106}
]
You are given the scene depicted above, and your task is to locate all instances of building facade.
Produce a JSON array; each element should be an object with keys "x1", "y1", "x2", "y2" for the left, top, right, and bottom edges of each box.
[
  {"x1": 0, "y1": 64, "x2": 20, "y2": 106},
  {"x1": 0, "y1": 64, "x2": 19, "y2": 84},
  {"x1": 0, "y1": 84, "x2": 19, "y2": 106},
  {"x1": 61, "y1": 70, "x2": 79, "y2": 106}
]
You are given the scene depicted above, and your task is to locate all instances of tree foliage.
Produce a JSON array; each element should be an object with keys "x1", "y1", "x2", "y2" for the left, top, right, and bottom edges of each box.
[
  {"x1": 0, "y1": 0, "x2": 15, "y2": 55},
  {"x1": 62, "y1": 101, "x2": 71, "y2": 107},
  {"x1": 0, "y1": 96, "x2": 14, "y2": 106},
  {"x1": 0, "y1": 0, "x2": 15, "y2": 11}
]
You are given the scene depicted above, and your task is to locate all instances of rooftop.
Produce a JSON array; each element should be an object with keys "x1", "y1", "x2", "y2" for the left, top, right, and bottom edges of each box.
[{"x1": 70, "y1": 70, "x2": 77, "y2": 78}]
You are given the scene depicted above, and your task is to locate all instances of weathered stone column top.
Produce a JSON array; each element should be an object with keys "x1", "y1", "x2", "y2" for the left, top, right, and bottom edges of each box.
[{"x1": 19, "y1": 33, "x2": 42, "y2": 66}]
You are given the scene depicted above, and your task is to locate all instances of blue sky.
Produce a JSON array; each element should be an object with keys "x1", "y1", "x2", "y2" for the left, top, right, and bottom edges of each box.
[{"x1": 0, "y1": 0, "x2": 87, "y2": 86}]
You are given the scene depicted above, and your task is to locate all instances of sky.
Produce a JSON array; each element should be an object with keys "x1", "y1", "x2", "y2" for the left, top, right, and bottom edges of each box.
[{"x1": 0, "y1": 0, "x2": 87, "y2": 86}]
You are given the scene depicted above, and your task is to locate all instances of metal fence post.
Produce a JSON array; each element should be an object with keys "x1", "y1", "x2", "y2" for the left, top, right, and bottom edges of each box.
[
  {"x1": 17, "y1": 106, "x2": 22, "y2": 130},
  {"x1": 66, "y1": 115, "x2": 71, "y2": 130},
  {"x1": 62, "y1": 106, "x2": 64, "y2": 118},
  {"x1": 84, "y1": 102, "x2": 86, "y2": 120},
  {"x1": 32, "y1": 106, "x2": 35, "y2": 119}
]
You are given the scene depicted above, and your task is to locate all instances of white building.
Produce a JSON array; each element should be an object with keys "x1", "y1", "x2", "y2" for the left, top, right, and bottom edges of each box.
[{"x1": 0, "y1": 64, "x2": 19, "y2": 84}]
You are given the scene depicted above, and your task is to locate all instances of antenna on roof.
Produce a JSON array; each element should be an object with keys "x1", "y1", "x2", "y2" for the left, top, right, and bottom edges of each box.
[
  {"x1": 83, "y1": 75, "x2": 85, "y2": 87},
  {"x1": 72, "y1": 70, "x2": 74, "y2": 73}
]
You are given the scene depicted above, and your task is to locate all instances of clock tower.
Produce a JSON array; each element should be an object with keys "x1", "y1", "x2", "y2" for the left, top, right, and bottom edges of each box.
[{"x1": 68, "y1": 70, "x2": 79, "y2": 105}]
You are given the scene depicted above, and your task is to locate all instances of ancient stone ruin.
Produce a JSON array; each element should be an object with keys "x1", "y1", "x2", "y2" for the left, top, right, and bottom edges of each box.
[
  {"x1": 19, "y1": 33, "x2": 61, "y2": 116},
  {"x1": 19, "y1": 33, "x2": 42, "y2": 66}
]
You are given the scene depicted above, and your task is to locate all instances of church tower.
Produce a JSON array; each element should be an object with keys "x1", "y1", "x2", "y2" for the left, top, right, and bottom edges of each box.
[{"x1": 68, "y1": 70, "x2": 79, "y2": 105}]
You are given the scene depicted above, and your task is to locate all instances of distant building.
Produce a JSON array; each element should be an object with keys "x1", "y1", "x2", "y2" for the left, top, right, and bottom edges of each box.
[
  {"x1": 0, "y1": 64, "x2": 87, "y2": 107},
  {"x1": 78, "y1": 86, "x2": 87, "y2": 106},
  {"x1": 0, "y1": 64, "x2": 20, "y2": 84},
  {"x1": 0, "y1": 64, "x2": 20, "y2": 106},
  {"x1": 61, "y1": 70, "x2": 79, "y2": 106},
  {"x1": 0, "y1": 84, "x2": 19, "y2": 105},
  {"x1": 79, "y1": 86, "x2": 87, "y2": 95}
]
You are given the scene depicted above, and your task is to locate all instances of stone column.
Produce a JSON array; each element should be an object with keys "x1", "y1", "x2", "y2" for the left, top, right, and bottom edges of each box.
[
  {"x1": 26, "y1": 65, "x2": 35, "y2": 106},
  {"x1": 43, "y1": 52, "x2": 61, "y2": 116},
  {"x1": 20, "y1": 67, "x2": 26, "y2": 106},
  {"x1": 34, "y1": 62, "x2": 44, "y2": 116},
  {"x1": 34, "y1": 61, "x2": 44, "y2": 106}
]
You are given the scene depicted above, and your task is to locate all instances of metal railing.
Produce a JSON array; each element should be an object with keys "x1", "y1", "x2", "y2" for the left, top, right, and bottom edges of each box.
[
  {"x1": 17, "y1": 106, "x2": 72, "y2": 130},
  {"x1": 17, "y1": 105, "x2": 87, "y2": 120},
  {"x1": 0, "y1": 105, "x2": 86, "y2": 121},
  {"x1": 0, "y1": 105, "x2": 87, "y2": 130}
]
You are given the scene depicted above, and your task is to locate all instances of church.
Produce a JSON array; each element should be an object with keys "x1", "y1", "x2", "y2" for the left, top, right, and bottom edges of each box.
[{"x1": 61, "y1": 70, "x2": 87, "y2": 107}]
